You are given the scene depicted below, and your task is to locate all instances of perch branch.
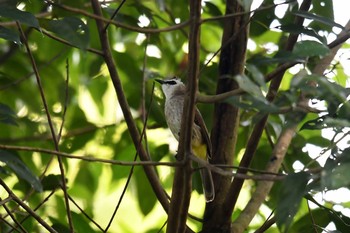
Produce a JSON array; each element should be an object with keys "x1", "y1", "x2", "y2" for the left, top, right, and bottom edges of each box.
[{"x1": 166, "y1": 1, "x2": 201, "y2": 233}]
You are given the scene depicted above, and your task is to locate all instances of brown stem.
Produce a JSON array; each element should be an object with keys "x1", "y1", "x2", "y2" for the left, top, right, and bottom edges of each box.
[
  {"x1": 203, "y1": 0, "x2": 249, "y2": 231},
  {"x1": 166, "y1": 1, "x2": 201, "y2": 233}
]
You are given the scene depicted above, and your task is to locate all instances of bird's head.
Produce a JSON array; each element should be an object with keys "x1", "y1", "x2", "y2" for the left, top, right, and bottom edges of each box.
[{"x1": 155, "y1": 76, "x2": 185, "y2": 99}]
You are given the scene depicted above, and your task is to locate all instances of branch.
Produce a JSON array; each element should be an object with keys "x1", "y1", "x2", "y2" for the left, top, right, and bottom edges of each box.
[
  {"x1": 90, "y1": 0, "x2": 170, "y2": 214},
  {"x1": 46, "y1": 0, "x2": 190, "y2": 34},
  {"x1": 166, "y1": 1, "x2": 201, "y2": 233},
  {"x1": 200, "y1": 0, "x2": 296, "y2": 24}
]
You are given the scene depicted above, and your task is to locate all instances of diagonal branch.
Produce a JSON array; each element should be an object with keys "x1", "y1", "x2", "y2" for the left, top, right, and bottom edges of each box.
[{"x1": 90, "y1": 0, "x2": 170, "y2": 214}]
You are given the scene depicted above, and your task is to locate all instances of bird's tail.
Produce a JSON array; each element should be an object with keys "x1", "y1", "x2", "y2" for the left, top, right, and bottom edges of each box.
[{"x1": 199, "y1": 167, "x2": 215, "y2": 202}]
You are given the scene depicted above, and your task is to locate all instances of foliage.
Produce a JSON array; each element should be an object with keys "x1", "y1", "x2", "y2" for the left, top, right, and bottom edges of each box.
[{"x1": 0, "y1": 0, "x2": 349, "y2": 232}]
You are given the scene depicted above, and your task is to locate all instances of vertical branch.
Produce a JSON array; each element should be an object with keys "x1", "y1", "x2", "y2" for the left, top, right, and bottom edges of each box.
[
  {"x1": 90, "y1": 0, "x2": 170, "y2": 213},
  {"x1": 203, "y1": 0, "x2": 249, "y2": 231},
  {"x1": 166, "y1": 1, "x2": 201, "y2": 233},
  {"x1": 16, "y1": 22, "x2": 74, "y2": 232}
]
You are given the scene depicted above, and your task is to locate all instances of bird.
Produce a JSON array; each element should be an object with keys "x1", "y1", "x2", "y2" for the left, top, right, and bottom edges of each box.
[{"x1": 155, "y1": 76, "x2": 215, "y2": 202}]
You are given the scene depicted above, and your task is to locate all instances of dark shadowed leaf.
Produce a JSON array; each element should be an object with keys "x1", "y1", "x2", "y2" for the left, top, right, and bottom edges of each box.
[
  {"x1": 250, "y1": 0, "x2": 275, "y2": 37},
  {"x1": 0, "y1": 7, "x2": 40, "y2": 29},
  {"x1": 276, "y1": 172, "x2": 310, "y2": 232},
  {"x1": 294, "y1": 11, "x2": 343, "y2": 29},
  {"x1": 289, "y1": 208, "x2": 330, "y2": 233},
  {"x1": 0, "y1": 102, "x2": 18, "y2": 126},
  {"x1": 41, "y1": 174, "x2": 62, "y2": 191},
  {"x1": 293, "y1": 40, "x2": 330, "y2": 58},
  {"x1": 0, "y1": 26, "x2": 20, "y2": 43},
  {"x1": 45, "y1": 17, "x2": 89, "y2": 49},
  {"x1": 0, "y1": 150, "x2": 43, "y2": 192},
  {"x1": 322, "y1": 148, "x2": 350, "y2": 190},
  {"x1": 277, "y1": 24, "x2": 326, "y2": 43}
]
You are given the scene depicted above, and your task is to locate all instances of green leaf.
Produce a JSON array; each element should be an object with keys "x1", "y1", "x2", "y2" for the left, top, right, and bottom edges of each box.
[
  {"x1": 250, "y1": 0, "x2": 275, "y2": 37},
  {"x1": 309, "y1": 0, "x2": 335, "y2": 32},
  {"x1": 322, "y1": 148, "x2": 350, "y2": 190},
  {"x1": 289, "y1": 208, "x2": 330, "y2": 233},
  {"x1": 245, "y1": 64, "x2": 267, "y2": 91},
  {"x1": 71, "y1": 212, "x2": 95, "y2": 233},
  {"x1": 0, "y1": 150, "x2": 43, "y2": 192},
  {"x1": 233, "y1": 74, "x2": 264, "y2": 98},
  {"x1": 41, "y1": 174, "x2": 62, "y2": 191},
  {"x1": 276, "y1": 172, "x2": 310, "y2": 232},
  {"x1": 45, "y1": 17, "x2": 90, "y2": 49},
  {"x1": 277, "y1": 24, "x2": 326, "y2": 43},
  {"x1": 0, "y1": 7, "x2": 40, "y2": 29},
  {"x1": 294, "y1": 11, "x2": 344, "y2": 30},
  {"x1": 134, "y1": 167, "x2": 157, "y2": 215},
  {"x1": 0, "y1": 26, "x2": 20, "y2": 43},
  {"x1": 0, "y1": 102, "x2": 17, "y2": 126},
  {"x1": 293, "y1": 40, "x2": 330, "y2": 58},
  {"x1": 226, "y1": 94, "x2": 279, "y2": 114}
]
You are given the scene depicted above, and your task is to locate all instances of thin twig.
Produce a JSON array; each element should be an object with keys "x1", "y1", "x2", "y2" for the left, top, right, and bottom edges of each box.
[
  {"x1": 0, "y1": 179, "x2": 58, "y2": 233},
  {"x1": 68, "y1": 195, "x2": 105, "y2": 232},
  {"x1": 104, "y1": 83, "x2": 157, "y2": 232},
  {"x1": 0, "y1": 143, "x2": 181, "y2": 167},
  {"x1": 46, "y1": 0, "x2": 190, "y2": 34},
  {"x1": 1, "y1": 199, "x2": 28, "y2": 233},
  {"x1": 16, "y1": 21, "x2": 74, "y2": 232},
  {"x1": 57, "y1": 59, "x2": 70, "y2": 143},
  {"x1": 103, "y1": 0, "x2": 126, "y2": 31}
]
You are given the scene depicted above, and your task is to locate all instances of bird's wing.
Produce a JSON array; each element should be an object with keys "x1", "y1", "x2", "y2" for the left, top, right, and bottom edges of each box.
[{"x1": 194, "y1": 108, "x2": 212, "y2": 159}]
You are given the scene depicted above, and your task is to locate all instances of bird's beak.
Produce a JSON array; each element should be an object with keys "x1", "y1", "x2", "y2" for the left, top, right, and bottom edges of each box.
[{"x1": 155, "y1": 79, "x2": 164, "y2": 84}]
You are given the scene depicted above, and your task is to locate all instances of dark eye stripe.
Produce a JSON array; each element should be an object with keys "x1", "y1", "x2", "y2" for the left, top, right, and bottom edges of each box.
[{"x1": 165, "y1": 80, "x2": 177, "y2": 85}]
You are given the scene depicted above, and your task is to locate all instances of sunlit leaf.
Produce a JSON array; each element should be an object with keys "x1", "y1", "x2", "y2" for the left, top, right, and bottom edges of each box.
[{"x1": 0, "y1": 150, "x2": 43, "y2": 192}]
